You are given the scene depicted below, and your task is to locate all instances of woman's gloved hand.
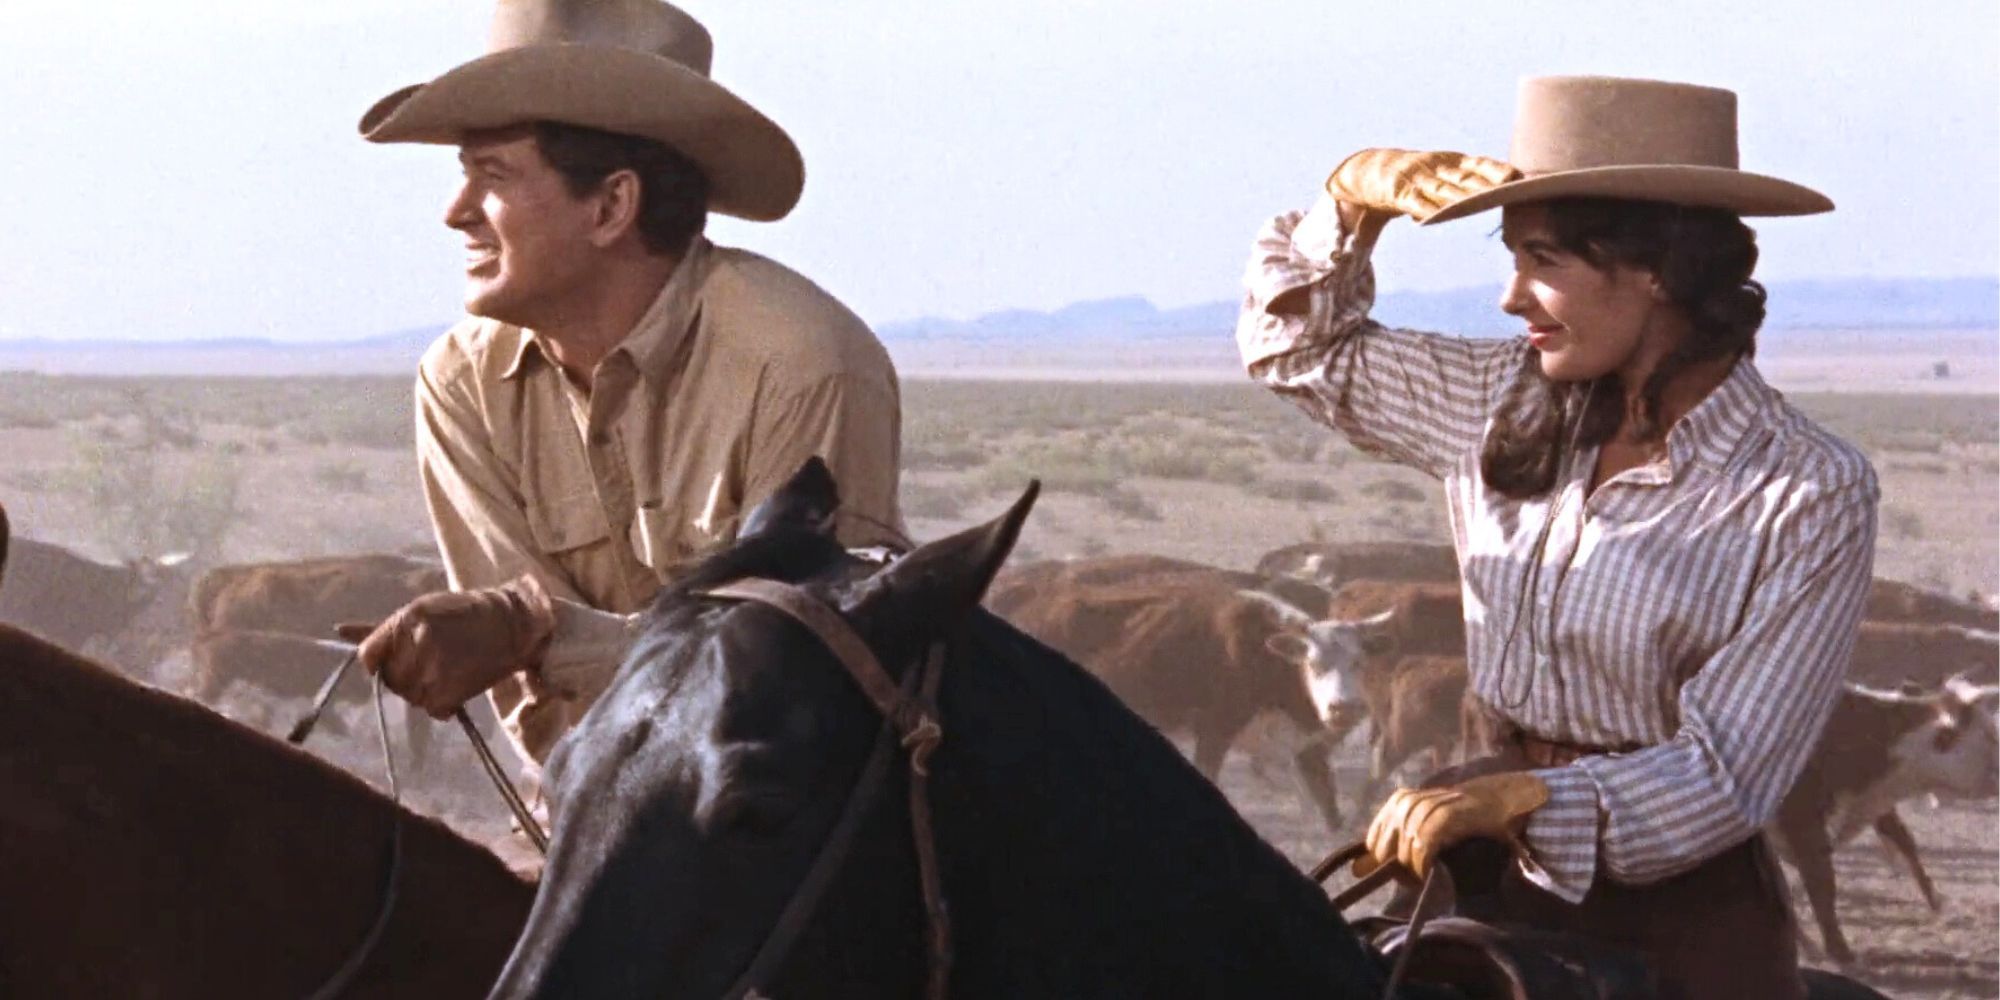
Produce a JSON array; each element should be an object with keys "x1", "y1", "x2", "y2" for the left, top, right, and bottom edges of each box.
[
  {"x1": 1325, "y1": 148, "x2": 1520, "y2": 224},
  {"x1": 335, "y1": 574, "x2": 557, "y2": 719},
  {"x1": 1353, "y1": 771, "x2": 1551, "y2": 879}
]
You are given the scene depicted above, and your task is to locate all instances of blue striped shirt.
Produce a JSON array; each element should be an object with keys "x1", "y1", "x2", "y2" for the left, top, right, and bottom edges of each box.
[{"x1": 1238, "y1": 197, "x2": 1880, "y2": 901}]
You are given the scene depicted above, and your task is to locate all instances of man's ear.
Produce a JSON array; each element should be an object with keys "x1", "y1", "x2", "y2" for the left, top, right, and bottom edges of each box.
[{"x1": 589, "y1": 168, "x2": 644, "y2": 249}]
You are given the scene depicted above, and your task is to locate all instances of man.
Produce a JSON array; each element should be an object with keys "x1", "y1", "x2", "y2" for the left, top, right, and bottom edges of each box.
[{"x1": 346, "y1": 0, "x2": 904, "y2": 774}]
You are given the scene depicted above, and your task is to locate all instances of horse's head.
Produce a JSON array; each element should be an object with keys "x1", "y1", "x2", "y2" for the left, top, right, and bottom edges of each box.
[{"x1": 491, "y1": 458, "x2": 1036, "y2": 998}]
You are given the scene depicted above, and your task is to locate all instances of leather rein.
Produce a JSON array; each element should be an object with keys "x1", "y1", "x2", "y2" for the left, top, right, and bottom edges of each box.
[{"x1": 699, "y1": 577, "x2": 952, "y2": 1000}]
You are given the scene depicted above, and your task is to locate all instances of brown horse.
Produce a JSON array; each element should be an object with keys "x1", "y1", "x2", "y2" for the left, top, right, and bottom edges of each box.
[{"x1": 0, "y1": 617, "x2": 532, "y2": 998}]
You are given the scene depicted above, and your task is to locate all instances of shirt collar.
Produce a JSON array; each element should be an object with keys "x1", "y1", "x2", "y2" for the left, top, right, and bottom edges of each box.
[
  {"x1": 498, "y1": 235, "x2": 714, "y2": 385},
  {"x1": 1665, "y1": 356, "x2": 1779, "y2": 472}
]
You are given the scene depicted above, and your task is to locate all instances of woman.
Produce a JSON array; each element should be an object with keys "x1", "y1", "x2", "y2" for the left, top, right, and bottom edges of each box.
[{"x1": 1238, "y1": 76, "x2": 1878, "y2": 999}]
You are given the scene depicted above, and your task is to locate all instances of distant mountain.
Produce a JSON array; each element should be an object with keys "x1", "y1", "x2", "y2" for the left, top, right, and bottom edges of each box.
[
  {"x1": 877, "y1": 276, "x2": 1999, "y2": 342},
  {"x1": 0, "y1": 277, "x2": 1990, "y2": 377}
]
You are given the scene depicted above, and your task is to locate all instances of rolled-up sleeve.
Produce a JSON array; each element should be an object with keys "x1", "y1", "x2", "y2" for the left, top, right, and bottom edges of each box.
[
  {"x1": 1517, "y1": 475, "x2": 1880, "y2": 901},
  {"x1": 1238, "y1": 195, "x2": 1525, "y2": 480}
]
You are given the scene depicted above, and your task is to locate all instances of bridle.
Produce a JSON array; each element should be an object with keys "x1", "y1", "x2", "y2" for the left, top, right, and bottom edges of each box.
[
  {"x1": 694, "y1": 575, "x2": 1447, "y2": 1000},
  {"x1": 698, "y1": 577, "x2": 953, "y2": 1000}
]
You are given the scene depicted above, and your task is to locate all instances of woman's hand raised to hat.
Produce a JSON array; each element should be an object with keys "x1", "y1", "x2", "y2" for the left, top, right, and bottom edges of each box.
[{"x1": 1325, "y1": 148, "x2": 1520, "y2": 225}]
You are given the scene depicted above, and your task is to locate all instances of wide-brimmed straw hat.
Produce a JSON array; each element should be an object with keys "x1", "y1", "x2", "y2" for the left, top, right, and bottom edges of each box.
[
  {"x1": 358, "y1": 0, "x2": 803, "y2": 222},
  {"x1": 1421, "y1": 75, "x2": 1832, "y2": 226}
]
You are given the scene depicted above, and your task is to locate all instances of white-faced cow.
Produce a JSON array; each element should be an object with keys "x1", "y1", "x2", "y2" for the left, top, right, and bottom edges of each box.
[
  {"x1": 1770, "y1": 676, "x2": 2000, "y2": 968},
  {"x1": 1262, "y1": 581, "x2": 1470, "y2": 811}
]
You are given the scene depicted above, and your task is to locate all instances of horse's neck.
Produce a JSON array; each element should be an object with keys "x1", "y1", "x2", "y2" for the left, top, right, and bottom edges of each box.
[
  {"x1": 914, "y1": 621, "x2": 1389, "y2": 994},
  {"x1": 3, "y1": 626, "x2": 532, "y2": 992}
]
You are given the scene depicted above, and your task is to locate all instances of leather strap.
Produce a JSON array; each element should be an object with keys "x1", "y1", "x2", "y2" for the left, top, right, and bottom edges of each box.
[
  {"x1": 703, "y1": 579, "x2": 941, "y2": 749},
  {"x1": 700, "y1": 578, "x2": 952, "y2": 1000},
  {"x1": 1313, "y1": 840, "x2": 1448, "y2": 1000}
]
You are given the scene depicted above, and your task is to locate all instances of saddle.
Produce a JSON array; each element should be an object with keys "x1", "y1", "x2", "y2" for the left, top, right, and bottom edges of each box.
[
  {"x1": 1355, "y1": 912, "x2": 1659, "y2": 1000},
  {"x1": 1328, "y1": 841, "x2": 1889, "y2": 1000},
  {"x1": 1324, "y1": 841, "x2": 1661, "y2": 1000}
]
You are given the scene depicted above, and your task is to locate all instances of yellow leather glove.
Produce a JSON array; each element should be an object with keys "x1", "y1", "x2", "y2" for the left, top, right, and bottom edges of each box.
[
  {"x1": 1353, "y1": 772, "x2": 1551, "y2": 879},
  {"x1": 1324, "y1": 148, "x2": 1521, "y2": 223},
  {"x1": 335, "y1": 574, "x2": 557, "y2": 720}
]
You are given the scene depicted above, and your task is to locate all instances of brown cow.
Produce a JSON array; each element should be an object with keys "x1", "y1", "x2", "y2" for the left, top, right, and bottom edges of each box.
[
  {"x1": 1372, "y1": 654, "x2": 1473, "y2": 785},
  {"x1": 989, "y1": 553, "x2": 1334, "y2": 620},
  {"x1": 1254, "y1": 540, "x2": 1458, "y2": 589},
  {"x1": 1265, "y1": 581, "x2": 1469, "y2": 812},
  {"x1": 990, "y1": 561, "x2": 1347, "y2": 832},
  {"x1": 0, "y1": 534, "x2": 194, "y2": 668},
  {"x1": 189, "y1": 627, "x2": 438, "y2": 768},
  {"x1": 186, "y1": 554, "x2": 451, "y2": 765},
  {"x1": 190, "y1": 552, "x2": 447, "y2": 635},
  {"x1": 0, "y1": 622, "x2": 531, "y2": 996},
  {"x1": 1848, "y1": 620, "x2": 1999, "y2": 688},
  {"x1": 1865, "y1": 578, "x2": 1998, "y2": 631},
  {"x1": 1770, "y1": 678, "x2": 2000, "y2": 968}
]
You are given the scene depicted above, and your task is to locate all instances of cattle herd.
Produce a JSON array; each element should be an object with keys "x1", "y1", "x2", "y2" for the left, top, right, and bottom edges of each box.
[{"x1": 1, "y1": 505, "x2": 1996, "y2": 983}]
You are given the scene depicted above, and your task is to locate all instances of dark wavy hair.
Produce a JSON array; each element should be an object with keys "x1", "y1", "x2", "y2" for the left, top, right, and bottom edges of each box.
[
  {"x1": 531, "y1": 121, "x2": 711, "y2": 257},
  {"x1": 1479, "y1": 198, "x2": 1766, "y2": 498}
]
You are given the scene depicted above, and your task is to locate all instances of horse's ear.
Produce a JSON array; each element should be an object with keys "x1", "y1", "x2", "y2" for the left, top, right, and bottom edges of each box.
[
  {"x1": 847, "y1": 481, "x2": 1040, "y2": 625},
  {"x1": 740, "y1": 457, "x2": 842, "y2": 539}
]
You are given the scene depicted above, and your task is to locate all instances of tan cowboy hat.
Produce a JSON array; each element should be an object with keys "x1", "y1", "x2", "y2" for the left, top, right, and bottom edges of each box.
[
  {"x1": 358, "y1": 0, "x2": 804, "y2": 222},
  {"x1": 1421, "y1": 75, "x2": 1832, "y2": 226}
]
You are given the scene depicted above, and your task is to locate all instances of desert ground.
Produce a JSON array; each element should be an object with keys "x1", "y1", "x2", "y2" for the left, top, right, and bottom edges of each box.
[{"x1": 0, "y1": 333, "x2": 1994, "y2": 996}]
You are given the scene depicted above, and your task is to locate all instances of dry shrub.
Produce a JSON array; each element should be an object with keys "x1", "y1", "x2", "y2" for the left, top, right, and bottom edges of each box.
[
  {"x1": 1885, "y1": 455, "x2": 1951, "y2": 475},
  {"x1": 312, "y1": 461, "x2": 370, "y2": 494},
  {"x1": 1100, "y1": 485, "x2": 1162, "y2": 522},
  {"x1": 1881, "y1": 504, "x2": 1925, "y2": 541},
  {"x1": 1361, "y1": 478, "x2": 1427, "y2": 504},
  {"x1": 1263, "y1": 433, "x2": 1322, "y2": 463},
  {"x1": 290, "y1": 407, "x2": 410, "y2": 451},
  {"x1": 979, "y1": 439, "x2": 1121, "y2": 495},
  {"x1": 65, "y1": 432, "x2": 241, "y2": 560},
  {"x1": 1121, "y1": 437, "x2": 1258, "y2": 482},
  {"x1": 1249, "y1": 477, "x2": 1339, "y2": 503},
  {"x1": 903, "y1": 481, "x2": 971, "y2": 521}
]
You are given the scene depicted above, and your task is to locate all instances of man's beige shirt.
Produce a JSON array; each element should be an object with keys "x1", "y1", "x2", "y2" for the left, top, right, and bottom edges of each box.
[{"x1": 415, "y1": 236, "x2": 904, "y2": 766}]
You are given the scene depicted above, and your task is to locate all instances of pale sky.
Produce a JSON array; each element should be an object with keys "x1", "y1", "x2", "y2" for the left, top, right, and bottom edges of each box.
[{"x1": 0, "y1": 0, "x2": 1993, "y2": 341}]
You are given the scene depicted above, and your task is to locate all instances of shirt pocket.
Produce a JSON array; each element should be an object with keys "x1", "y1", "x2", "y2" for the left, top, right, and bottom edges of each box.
[
  {"x1": 632, "y1": 499, "x2": 731, "y2": 570},
  {"x1": 527, "y1": 492, "x2": 612, "y2": 555}
]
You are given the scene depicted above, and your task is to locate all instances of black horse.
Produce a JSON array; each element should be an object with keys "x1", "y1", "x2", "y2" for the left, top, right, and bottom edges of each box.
[
  {"x1": 487, "y1": 461, "x2": 1892, "y2": 1000},
  {"x1": 489, "y1": 460, "x2": 1423, "y2": 997}
]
